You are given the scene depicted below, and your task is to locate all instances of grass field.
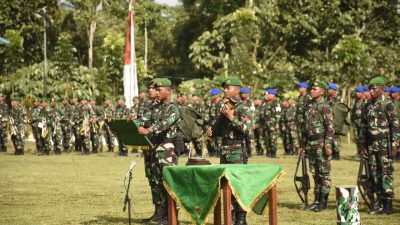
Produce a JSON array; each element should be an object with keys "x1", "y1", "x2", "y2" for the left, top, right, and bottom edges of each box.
[{"x1": 1, "y1": 140, "x2": 399, "y2": 225}]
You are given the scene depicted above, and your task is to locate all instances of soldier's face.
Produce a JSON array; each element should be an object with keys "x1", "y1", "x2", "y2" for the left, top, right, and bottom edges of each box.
[
  {"x1": 41, "y1": 102, "x2": 47, "y2": 107},
  {"x1": 241, "y1": 93, "x2": 249, "y2": 100},
  {"x1": 369, "y1": 86, "x2": 383, "y2": 99},
  {"x1": 356, "y1": 92, "x2": 363, "y2": 99},
  {"x1": 51, "y1": 101, "x2": 56, "y2": 107},
  {"x1": 117, "y1": 99, "x2": 125, "y2": 105},
  {"x1": 0, "y1": 96, "x2": 3, "y2": 103},
  {"x1": 133, "y1": 99, "x2": 139, "y2": 105},
  {"x1": 11, "y1": 100, "x2": 18, "y2": 107},
  {"x1": 156, "y1": 87, "x2": 171, "y2": 101},
  {"x1": 140, "y1": 92, "x2": 147, "y2": 99},
  {"x1": 299, "y1": 87, "x2": 307, "y2": 94},
  {"x1": 224, "y1": 86, "x2": 239, "y2": 99},
  {"x1": 62, "y1": 99, "x2": 68, "y2": 105},
  {"x1": 310, "y1": 86, "x2": 325, "y2": 99},
  {"x1": 149, "y1": 86, "x2": 157, "y2": 99},
  {"x1": 391, "y1": 92, "x2": 399, "y2": 100},
  {"x1": 328, "y1": 89, "x2": 336, "y2": 97},
  {"x1": 72, "y1": 98, "x2": 78, "y2": 104},
  {"x1": 104, "y1": 99, "x2": 110, "y2": 105},
  {"x1": 33, "y1": 101, "x2": 39, "y2": 107}
]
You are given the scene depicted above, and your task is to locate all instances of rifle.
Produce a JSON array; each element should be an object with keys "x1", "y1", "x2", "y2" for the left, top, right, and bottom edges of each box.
[
  {"x1": 357, "y1": 155, "x2": 375, "y2": 210},
  {"x1": 294, "y1": 152, "x2": 310, "y2": 210}
]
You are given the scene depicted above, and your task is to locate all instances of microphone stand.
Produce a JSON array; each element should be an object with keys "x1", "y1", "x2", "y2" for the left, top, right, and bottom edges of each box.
[{"x1": 123, "y1": 169, "x2": 133, "y2": 225}]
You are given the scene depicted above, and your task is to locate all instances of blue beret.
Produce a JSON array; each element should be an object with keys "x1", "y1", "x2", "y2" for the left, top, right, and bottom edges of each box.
[
  {"x1": 328, "y1": 83, "x2": 339, "y2": 91},
  {"x1": 390, "y1": 86, "x2": 400, "y2": 93},
  {"x1": 240, "y1": 87, "x2": 250, "y2": 94},
  {"x1": 266, "y1": 89, "x2": 277, "y2": 95},
  {"x1": 210, "y1": 88, "x2": 220, "y2": 96},
  {"x1": 363, "y1": 85, "x2": 369, "y2": 91},
  {"x1": 385, "y1": 87, "x2": 391, "y2": 92},
  {"x1": 355, "y1": 86, "x2": 364, "y2": 93},
  {"x1": 298, "y1": 82, "x2": 308, "y2": 89}
]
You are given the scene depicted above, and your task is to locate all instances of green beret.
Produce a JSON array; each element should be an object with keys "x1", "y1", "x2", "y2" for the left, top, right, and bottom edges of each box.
[
  {"x1": 104, "y1": 94, "x2": 112, "y2": 100},
  {"x1": 369, "y1": 76, "x2": 386, "y2": 87},
  {"x1": 154, "y1": 78, "x2": 172, "y2": 88},
  {"x1": 12, "y1": 95, "x2": 21, "y2": 101},
  {"x1": 41, "y1": 98, "x2": 48, "y2": 103},
  {"x1": 311, "y1": 81, "x2": 328, "y2": 90},
  {"x1": 139, "y1": 87, "x2": 147, "y2": 93},
  {"x1": 222, "y1": 77, "x2": 242, "y2": 87},
  {"x1": 116, "y1": 95, "x2": 125, "y2": 101},
  {"x1": 149, "y1": 78, "x2": 160, "y2": 87},
  {"x1": 89, "y1": 96, "x2": 96, "y2": 101},
  {"x1": 132, "y1": 96, "x2": 139, "y2": 101}
]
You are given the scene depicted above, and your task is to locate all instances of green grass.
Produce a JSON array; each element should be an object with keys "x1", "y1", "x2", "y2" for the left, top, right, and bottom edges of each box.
[{"x1": 0, "y1": 141, "x2": 399, "y2": 225}]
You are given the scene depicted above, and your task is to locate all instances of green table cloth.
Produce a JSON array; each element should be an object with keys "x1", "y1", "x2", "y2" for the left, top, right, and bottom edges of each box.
[{"x1": 163, "y1": 164, "x2": 284, "y2": 225}]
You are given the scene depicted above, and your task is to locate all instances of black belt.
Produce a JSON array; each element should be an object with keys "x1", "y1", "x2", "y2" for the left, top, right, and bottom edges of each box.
[
  {"x1": 307, "y1": 134, "x2": 324, "y2": 141},
  {"x1": 221, "y1": 139, "x2": 243, "y2": 145}
]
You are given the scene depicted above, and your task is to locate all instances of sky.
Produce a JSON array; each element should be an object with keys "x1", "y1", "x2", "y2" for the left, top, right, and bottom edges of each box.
[{"x1": 155, "y1": 0, "x2": 179, "y2": 6}]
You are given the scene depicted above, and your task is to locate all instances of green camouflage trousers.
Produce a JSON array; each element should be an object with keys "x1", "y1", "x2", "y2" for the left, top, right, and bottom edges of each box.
[
  {"x1": 61, "y1": 121, "x2": 71, "y2": 152},
  {"x1": 90, "y1": 124, "x2": 100, "y2": 153},
  {"x1": 254, "y1": 126, "x2": 263, "y2": 155},
  {"x1": 0, "y1": 122, "x2": 7, "y2": 151},
  {"x1": 207, "y1": 137, "x2": 221, "y2": 156},
  {"x1": 281, "y1": 127, "x2": 290, "y2": 154},
  {"x1": 11, "y1": 124, "x2": 25, "y2": 154},
  {"x1": 307, "y1": 139, "x2": 332, "y2": 194},
  {"x1": 31, "y1": 124, "x2": 42, "y2": 153},
  {"x1": 220, "y1": 143, "x2": 245, "y2": 164},
  {"x1": 263, "y1": 127, "x2": 278, "y2": 156},
  {"x1": 353, "y1": 125, "x2": 363, "y2": 155},
  {"x1": 287, "y1": 123, "x2": 300, "y2": 154},
  {"x1": 52, "y1": 126, "x2": 63, "y2": 154},
  {"x1": 144, "y1": 149, "x2": 163, "y2": 205},
  {"x1": 103, "y1": 124, "x2": 114, "y2": 150},
  {"x1": 368, "y1": 138, "x2": 394, "y2": 198}
]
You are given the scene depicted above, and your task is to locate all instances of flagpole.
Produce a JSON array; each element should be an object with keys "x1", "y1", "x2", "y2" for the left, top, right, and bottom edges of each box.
[{"x1": 131, "y1": 0, "x2": 138, "y2": 97}]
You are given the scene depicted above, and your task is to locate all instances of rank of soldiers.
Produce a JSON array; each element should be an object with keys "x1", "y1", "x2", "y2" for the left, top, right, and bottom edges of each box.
[{"x1": 0, "y1": 75, "x2": 399, "y2": 221}]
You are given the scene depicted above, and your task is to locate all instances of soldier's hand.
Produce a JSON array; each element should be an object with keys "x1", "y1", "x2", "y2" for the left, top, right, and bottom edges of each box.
[
  {"x1": 222, "y1": 106, "x2": 234, "y2": 121},
  {"x1": 300, "y1": 148, "x2": 306, "y2": 158},
  {"x1": 138, "y1": 127, "x2": 150, "y2": 135},
  {"x1": 392, "y1": 146, "x2": 398, "y2": 158},
  {"x1": 361, "y1": 148, "x2": 369, "y2": 159},
  {"x1": 207, "y1": 127, "x2": 213, "y2": 137},
  {"x1": 324, "y1": 147, "x2": 332, "y2": 157}
]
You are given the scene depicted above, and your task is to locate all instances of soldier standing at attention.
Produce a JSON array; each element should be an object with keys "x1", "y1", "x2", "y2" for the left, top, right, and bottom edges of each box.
[
  {"x1": 279, "y1": 98, "x2": 290, "y2": 155},
  {"x1": 30, "y1": 98, "x2": 42, "y2": 154},
  {"x1": 351, "y1": 86, "x2": 365, "y2": 159},
  {"x1": 39, "y1": 98, "x2": 52, "y2": 155},
  {"x1": 302, "y1": 81, "x2": 334, "y2": 212},
  {"x1": 207, "y1": 77, "x2": 252, "y2": 225},
  {"x1": 10, "y1": 96, "x2": 27, "y2": 155},
  {"x1": 390, "y1": 86, "x2": 400, "y2": 160},
  {"x1": 89, "y1": 97, "x2": 103, "y2": 153},
  {"x1": 77, "y1": 96, "x2": 95, "y2": 155},
  {"x1": 189, "y1": 93, "x2": 204, "y2": 156},
  {"x1": 207, "y1": 88, "x2": 222, "y2": 157},
  {"x1": 137, "y1": 88, "x2": 151, "y2": 119},
  {"x1": 262, "y1": 89, "x2": 279, "y2": 158},
  {"x1": 296, "y1": 82, "x2": 309, "y2": 150},
  {"x1": 60, "y1": 96, "x2": 73, "y2": 152},
  {"x1": 115, "y1": 96, "x2": 129, "y2": 156},
  {"x1": 287, "y1": 97, "x2": 300, "y2": 155},
  {"x1": 327, "y1": 83, "x2": 341, "y2": 160},
  {"x1": 240, "y1": 87, "x2": 254, "y2": 158},
  {"x1": 253, "y1": 98, "x2": 263, "y2": 155},
  {"x1": 49, "y1": 97, "x2": 62, "y2": 155},
  {"x1": 103, "y1": 96, "x2": 115, "y2": 152},
  {"x1": 0, "y1": 93, "x2": 9, "y2": 152},
  {"x1": 359, "y1": 77, "x2": 399, "y2": 214},
  {"x1": 71, "y1": 95, "x2": 81, "y2": 152},
  {"x1": 129, "y1": 96, "x2": 140, "y2": 120},
  {"x1": 138, "y1": 78, "x2": 181, "y2": 225}
]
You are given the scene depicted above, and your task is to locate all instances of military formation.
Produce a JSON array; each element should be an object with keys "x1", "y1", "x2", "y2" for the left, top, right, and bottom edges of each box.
[{"x1": 0, "y1": 75, "x2": 399, "y2": 222}]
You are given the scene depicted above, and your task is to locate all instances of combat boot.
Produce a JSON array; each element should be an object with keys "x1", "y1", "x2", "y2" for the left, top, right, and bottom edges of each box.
[
  {"x1": 308, "y1": 193, "x2": 320, "y2": 211},
  {"x1": 235, "y1": 211, "x2": 248, "y2": 225},
  {"x1": 142, "y1": 204, "x2": 163, "y2": 222},
  {"x1": 383, "y1": 198, "x2": 394, "y2": 215},
  {"x1": 320, "y1": 193, "x2": 329, "y2": 210},
  {"x1": 368, "y1": 200, "x2": 384, "y2": 215}
]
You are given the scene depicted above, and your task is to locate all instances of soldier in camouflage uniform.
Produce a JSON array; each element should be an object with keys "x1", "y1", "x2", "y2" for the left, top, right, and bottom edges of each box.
[
  {"x1": 89, "y1": 97, "x2": 104, "y2": 153},
  {"x1": 287, "y1": 97, "x2": 300, "y2": 155},
  {"x1": 10, "y1": 96, "x2": 27, "y2": 155},
  {"x1": 327, "y1": 83, "x2": 341, "y2": 160},
  {"x1": 137, "y1": 88, "x2": 151, "y2": 119},
  {"x1": 103, "y1": 96, "x2": 115, "y2": 152},
  {"x1": 240, "y1": 87, "x2": 255, "y2": 158},
  {"x1": 129, "y1": 96, "x2": 140, "y2": 120},
  {"x1": 138, "y1": 78, "x2": 181, "y2": 225},
  {"x1": 206, "y1": 88, "x2": 222, "y2": 157},
  {"x1": 49, "y1": 98, "x2": 63, "y2": 154},
  {"x1": 0, "y1": 93, "x2": 9, "y2": 152},
  {"x1": 188, "y1": 93, "x2": 203, "y2": 156},
  {"x1": 390, "y1": 86, "x2": 400, "y2": 160},
  {"x1": 253, "y1": 98, "x2": 263, "y2": 155},
  {"x1": 76, "y1": 96, "x2": 95, "y2": 155},
  {"x1": 296, "y1": 82, "x2": 309, "y2": 149},
  {"x1": 302, "y1": 81, "x2": 334, "y2": 212},
  {"x1": 351, "y1": 86, "x2": 365, "y2": 159},
  {"x1": 359, "y1": 77, "x2": 399, "y2": 215},
  {"x1": 135, "y1": 79, "x2": 164, "y2": 222},
  {"x1": 261, "y1": 89, "x2": 279, "y2": 158},
  {"x1": 60, "y1": 97, "x2": 73, "y2": 152},
  {"x1": 115, "y1": 96, "x2": 129, "y2": 156},
  {"x1": 30, "y1": 98, "x2": 43, "y2": 154},
  {"x1": 207, "y1": 77, "x2": 252, "y2": 225},
  {"x1": 39, "y1": 99, "x2": 52, "y2": 155},
  {"x1": 71, "y1": 95, "x2": 81, "y2": 152},
  {"x1": 279, "y1": 98, "x2": 290, "y2": 155}
]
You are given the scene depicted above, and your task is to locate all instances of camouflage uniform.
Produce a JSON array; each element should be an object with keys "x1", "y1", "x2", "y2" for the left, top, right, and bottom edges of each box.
[
  {"x1": 286, "y1": 103, "x2": 300, "y2": 155},
  {"x1": 39, "y1": 104, "x2": 52, "y2": 155},
  {"x1": 279, "y1": 104, "x2": 290, "y2": 154},
  {"x1": 71, "y1": 102, "x2": 81, "y2": 151},
  {"x1": 49, "y1": 104, "x2": 62, "y2": 154},
  {"x1": 188, "y1": 101, "x2": 204, "y2": 156},
  {"x1": 328, "y1": 96, "x2": 342, "y2": 160},
  {"x1": 261, "y1": 100, "x2": 279, "y2": 157},
  {"x1": 207, "y1": 98, "x2": 222, "y2": 156},
  {"x1": 296, "y1": 93, "x2": 310, "y2": 148},
  {"x1": 351, "y1": 98, "x2": 365, "y2": 157},
  {"x1": 137, "y1": 99, "x2": 151, "y2": 119},
  {"x1": 30, "y1": 104, "x2": 43, "y2": 154},
  {"x1": 253, "y1": 103, "x2": 263, "y2": 155},
  {"x1": 303, "y1": 94, "x2": 334, "y2": 211},
  {"x1": 129, "y1": 104, "x2": 139, "y2": 120},
  {"x1": 60, "y1": 103, "x2": 73, "y2": 152},
  {"x1": 242, "y1": 98, "x2": 255, "y2": 157},
  {"x1": 90, "y1": 104, "x2": 104, "y2": 153},
  {"x1": 103, "y1": 104, "x2": 115, "y2": 151},
  {"x1": 10, "y1": 103, "x2": 27, "y2": 155},
  {"x1": 0, "y1": 100, "x2": 8, "y2": 152},
  {"x1": 359, "y1": 95, "x2": 399, "y2": 209},
  {"x1": 76, "y1": 104, "x2": 95, "y2": 154},
  {"x1": 115, "y1": 103, "x2": 129, "y2": 156}
]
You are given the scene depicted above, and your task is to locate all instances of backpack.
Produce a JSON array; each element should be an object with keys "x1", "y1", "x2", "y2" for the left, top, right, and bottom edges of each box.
[
  {"x1": 332, "y1": 102, "x2": 350, "y2": 136},
  {"x1": 176, "y1": 105, "x2": 204, "y2": 142}
]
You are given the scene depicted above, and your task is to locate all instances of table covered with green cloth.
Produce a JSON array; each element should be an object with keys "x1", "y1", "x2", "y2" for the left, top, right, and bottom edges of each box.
[{"x1": 163, "y1": 164, "x2": 284, "y2": 225}]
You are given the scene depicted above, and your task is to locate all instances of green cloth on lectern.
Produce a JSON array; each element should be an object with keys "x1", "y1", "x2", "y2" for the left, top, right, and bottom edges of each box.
[
  {"x1": 106, "y1": 119, "x2": 153, "y2": 147},
  {"x1": 163, "y1": 164, "x2": 284, "y2": 225}
]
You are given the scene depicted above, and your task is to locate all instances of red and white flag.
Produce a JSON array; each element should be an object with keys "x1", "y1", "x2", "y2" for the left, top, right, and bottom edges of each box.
[{"x1": 123, "y1": 0, "x2": 138, "y2": 108}]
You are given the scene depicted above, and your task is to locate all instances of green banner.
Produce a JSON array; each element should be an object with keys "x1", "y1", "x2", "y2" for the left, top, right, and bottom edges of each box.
[
  {"x1": 163, "y1": 164, "x2": 284, "y2": 225},
  {"x1": 106, "y1": 119, "x2": 153, "y2": 147}
]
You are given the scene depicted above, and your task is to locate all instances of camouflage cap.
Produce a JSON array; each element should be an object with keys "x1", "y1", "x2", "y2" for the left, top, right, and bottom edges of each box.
[
  {"x1": 369, "y1": 76, "x2": 386, "y2": 87},
  {"x1": 154, "y1": 78, "x2": 172, "y2": 88},
  {"x1": 311, "y1": 81, "x2": 328, "y2": 90},
  {"x1": 222, "y1": 77, "x2": 242, "y2": 87}
]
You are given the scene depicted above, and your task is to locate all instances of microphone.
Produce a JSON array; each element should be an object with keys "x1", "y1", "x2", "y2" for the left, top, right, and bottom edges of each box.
[{"x1": 125, "y1": 161, "x2": 137, "y2": 178}]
